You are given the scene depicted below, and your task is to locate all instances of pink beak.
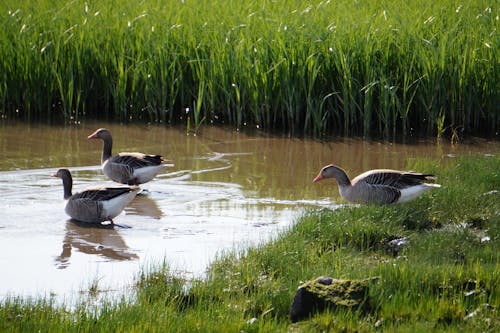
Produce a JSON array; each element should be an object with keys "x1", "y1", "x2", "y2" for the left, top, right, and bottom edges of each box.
[
  {"x1": 87, "y1": 133, "x2": 97, "y2": 139},
  {"x1": 313, "y1": 174, "x2": 323, "y2": 183}
]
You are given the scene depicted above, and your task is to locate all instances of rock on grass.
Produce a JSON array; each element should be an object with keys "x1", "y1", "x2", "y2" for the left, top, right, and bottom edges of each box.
[{"x1": 289, "y1": 276, "x2": 378, "y2": 323}]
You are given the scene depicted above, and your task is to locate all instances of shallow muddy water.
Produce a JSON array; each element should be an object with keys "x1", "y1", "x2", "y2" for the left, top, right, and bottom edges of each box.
[{"x1": 0, "y1": 123, "x2": 497, "y2": 302}]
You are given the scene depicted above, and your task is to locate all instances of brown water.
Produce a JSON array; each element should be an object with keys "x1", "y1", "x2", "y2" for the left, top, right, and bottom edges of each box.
[{"x1": 0, "y1": 123, "x2": 497, "y2": 301}]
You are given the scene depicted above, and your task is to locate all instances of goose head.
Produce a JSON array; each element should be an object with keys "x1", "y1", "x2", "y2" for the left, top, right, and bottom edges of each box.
[
  {"x1": 87, "y1": 128, "x2": 112, "y2": 141},
  {"x1": 52, "y1": 168, "x2": 73, "y2": 199},
  {"x1": 88, "y1": 128, "x2": 113, "y2": 163},
  {"x1": 313, "y1": 164, "x2": 351, "y2": 186}
]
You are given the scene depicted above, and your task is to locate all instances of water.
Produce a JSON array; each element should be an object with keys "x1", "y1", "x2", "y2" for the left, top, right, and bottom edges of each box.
[{"x1": 0, "y1": 123, "x2": 497, "y2": 302}]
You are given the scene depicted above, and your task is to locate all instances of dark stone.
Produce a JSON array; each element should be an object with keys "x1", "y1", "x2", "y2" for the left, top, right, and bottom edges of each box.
[{"x1": 289, "y1": 276, "x2": 377, "y2": 323}]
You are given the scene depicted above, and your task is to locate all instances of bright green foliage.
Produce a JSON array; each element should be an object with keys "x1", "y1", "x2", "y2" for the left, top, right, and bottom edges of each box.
[
  {"x1": 0, "y1": 0, "x2": 498, "y2": 137},
  {"x1": 0, "y1": 156, "x2": 498, "y2": 331}
]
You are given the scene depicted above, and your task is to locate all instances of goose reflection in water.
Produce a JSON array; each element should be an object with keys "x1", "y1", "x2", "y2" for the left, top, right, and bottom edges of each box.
[
  {"x1": 125, "y1": 193, "x2": 163, "y2": 219},
  {"x1": 55, "y1": 220, "x2": 138, "y2": 269}
]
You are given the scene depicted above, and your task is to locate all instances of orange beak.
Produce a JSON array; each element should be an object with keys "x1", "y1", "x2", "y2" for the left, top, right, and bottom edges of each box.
[{"x1": 313, "y1": 174, "x2": 323, "y2": 183}]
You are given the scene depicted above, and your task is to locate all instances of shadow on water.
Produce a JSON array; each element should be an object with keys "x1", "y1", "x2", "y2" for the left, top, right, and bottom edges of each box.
[{"x1": 55, "y1": 220, "x2": 139, "y2": 270}]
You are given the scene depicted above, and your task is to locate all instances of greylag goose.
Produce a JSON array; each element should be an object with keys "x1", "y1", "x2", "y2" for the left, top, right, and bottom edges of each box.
[
  {"x1": 88, "y1": 128, "x2": 168, "y2": 185},
  {"x1": 313, "y1": 164, "x2": 441, "y2": 205},
  {"x1": 52, "y1": 169, "x2": 139, "y2": 224}
]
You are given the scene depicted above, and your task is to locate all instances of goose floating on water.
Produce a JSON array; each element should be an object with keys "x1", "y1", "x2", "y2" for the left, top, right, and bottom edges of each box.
[
  {"x1": 52, "y1": 168, "x2": 139, "y2": 224},
  {"x1": 313, "y1": 164, "x2": 441, "y2": 205},
  {"x1": 88, "y1": 128, "x2": 169, "y2": 185}
]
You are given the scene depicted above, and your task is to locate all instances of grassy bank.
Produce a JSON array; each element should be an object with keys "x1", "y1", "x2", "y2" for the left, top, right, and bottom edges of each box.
[
  {"x1": 1, "y1": 155, "x2": 498, "y2": 332},
  {"x1": 0, "y1": 0, "x2": 498, "y2": 138}
]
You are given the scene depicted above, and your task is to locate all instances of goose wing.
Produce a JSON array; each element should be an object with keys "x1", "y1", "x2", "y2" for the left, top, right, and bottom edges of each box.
[
  {"x1": 71, "y1": 187, "x2": 137, "y2": 202},
  {"x1": 111, "y1": 153, "x2": 163, "y2": 169},
  {"x1": 354, "y1": 169, "x2": 434, "y2": 189}
]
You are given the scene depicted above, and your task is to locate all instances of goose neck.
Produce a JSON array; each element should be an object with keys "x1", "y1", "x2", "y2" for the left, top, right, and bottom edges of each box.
[
  {"x1": 101, "y1": 138, "x2": 113, "y2": 163},
  {"x1": 62, "y1": 174, "x2": 73, "y2": 200}
]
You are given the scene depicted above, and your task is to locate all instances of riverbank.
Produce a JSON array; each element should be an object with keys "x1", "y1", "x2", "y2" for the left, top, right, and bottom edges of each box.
[
  {"x1": 1, "y1": 154, "x2": 498, "y2": 332},
  {"x1": 1, "y1": 0, "x2": 498, "y2": 138}
]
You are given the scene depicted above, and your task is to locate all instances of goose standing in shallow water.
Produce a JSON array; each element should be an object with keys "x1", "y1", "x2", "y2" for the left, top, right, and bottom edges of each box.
[
  {"x1": 88, "y1": 128, "x2": 168, "y2": 185},
  {"x1": 53, "y1": 169, "x2": 139, "y2": 224},
  {"x1": 313, "y1": 164, "x2": 441, "y2": 205}
]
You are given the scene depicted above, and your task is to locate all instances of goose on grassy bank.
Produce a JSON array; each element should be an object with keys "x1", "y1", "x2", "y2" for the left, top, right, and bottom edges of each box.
[
  {"x1": 52, "y1": 168, "x2": 139, "y2": 224},
  {"x1": 313, "y1": 164, "x2": 441, "y2": 205},
  {"x1": 88, "y1": 128, "x2": 169, "y2": 185}
]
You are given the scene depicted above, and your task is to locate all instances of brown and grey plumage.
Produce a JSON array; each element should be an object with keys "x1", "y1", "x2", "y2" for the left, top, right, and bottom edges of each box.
[
  {"x1": 88, "y1": 128, "x2": 169, "y2": 185},
  {"x1": 52, "y1": 169, "x2": 139, "y2": 224},
  {"x1": 313, "y1": 164, "x2": 441, "y2": 205}
]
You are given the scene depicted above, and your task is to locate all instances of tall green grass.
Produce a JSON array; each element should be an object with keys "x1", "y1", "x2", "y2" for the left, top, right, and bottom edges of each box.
[{"x1": 0, "y1": 0, "x2": 498, "y2": 137}]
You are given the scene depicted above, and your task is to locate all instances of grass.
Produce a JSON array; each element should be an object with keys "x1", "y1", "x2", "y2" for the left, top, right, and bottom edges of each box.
[
  {"x1": 0, "y1": 0, "x2": 498, "y2": 138},
  {"x1": 0, "y1": 155, "x2": 498, "y2": 332}
]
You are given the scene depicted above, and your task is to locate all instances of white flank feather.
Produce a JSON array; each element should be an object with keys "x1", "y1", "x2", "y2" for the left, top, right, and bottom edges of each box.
[
  {"x1": 101, "y1": 191, "x2": 138, "y2": 219},
  {"x1": 132, "y1": 165, "x2": 167, "y2": 184},
  {"x1": 397, "y1": 183, "x2": 440, "y2": 204}
]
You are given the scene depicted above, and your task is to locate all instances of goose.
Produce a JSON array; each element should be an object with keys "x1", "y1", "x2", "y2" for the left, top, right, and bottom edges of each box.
[
  {"x1": 88, "y1": 128, "x2": 168, "y2": 185},
  {"x1": 313, "y1": 164, "x2": 441, "y2": 205},
  {"x1": 52, "y1": 168, "x2": 140, "y2": 224}
]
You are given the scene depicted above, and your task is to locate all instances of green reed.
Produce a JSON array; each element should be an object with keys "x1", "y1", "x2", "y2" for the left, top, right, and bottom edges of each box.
[{"x1": 0, "y1": 0, "x2": 497, "y2": 137}]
